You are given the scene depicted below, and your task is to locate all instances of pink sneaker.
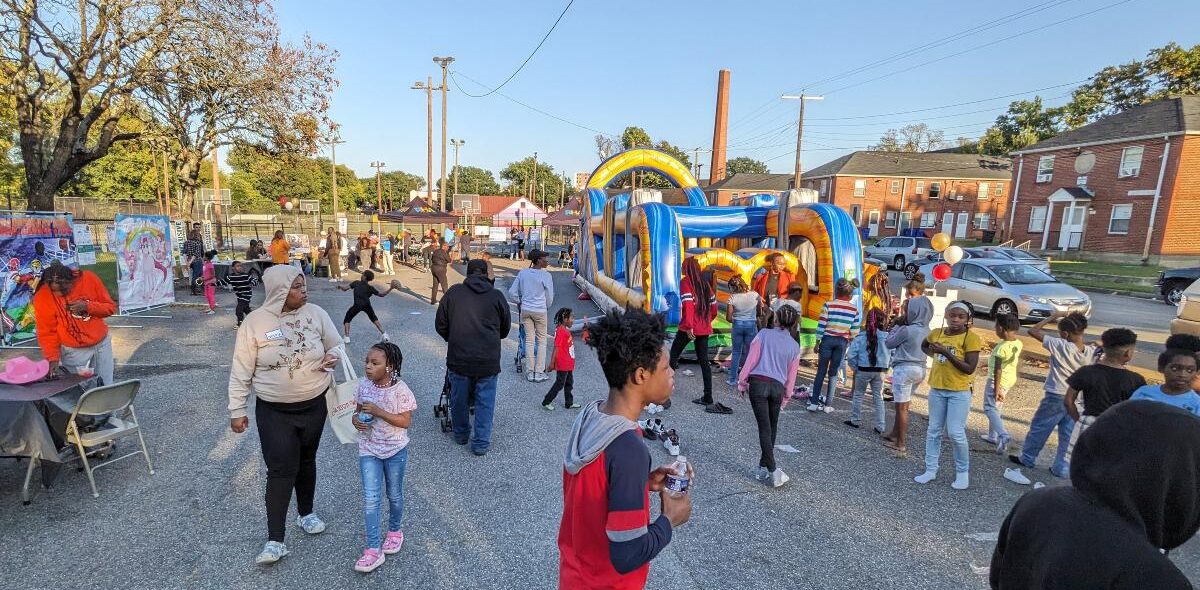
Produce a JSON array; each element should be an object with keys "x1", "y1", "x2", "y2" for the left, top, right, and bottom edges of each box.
[
  {"x1": 354, "y1": 548, "x2": 385, "y2": 573},
  {"x1": 382, "y1": 531, "x2": 404, "y2": 555}
]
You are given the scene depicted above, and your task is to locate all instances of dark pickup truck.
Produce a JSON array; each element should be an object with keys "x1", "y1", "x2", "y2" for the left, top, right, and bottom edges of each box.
[{"x1": 1156, "y1": 267, "x2": 1200, "y2": 305}]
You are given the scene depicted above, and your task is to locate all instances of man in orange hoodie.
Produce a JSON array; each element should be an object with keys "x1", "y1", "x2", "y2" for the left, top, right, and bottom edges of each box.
[
  {"x1": 752, "y1": 252, "x2": 794, "y2": 311},
  {"x1": 32, "y1": 263, "x2": 117, "y2": 384}
]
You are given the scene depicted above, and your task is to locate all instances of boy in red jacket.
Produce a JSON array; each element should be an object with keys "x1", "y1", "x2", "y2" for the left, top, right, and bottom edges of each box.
[{"x1": 558, "y1": 309, "x2": 693, "y2": 589}]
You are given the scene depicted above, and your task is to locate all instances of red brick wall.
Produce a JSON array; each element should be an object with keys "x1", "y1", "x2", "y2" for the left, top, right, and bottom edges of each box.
[
  {"x1": 1006, "y1": 137, "x2": 1183, "y2": 255},
  {"x1": 823, "y1": 175, "x2": 1011, "y2": 238},
  {"x1": 1159, "y1": 135, "x2": 1200, "y2": 255}
]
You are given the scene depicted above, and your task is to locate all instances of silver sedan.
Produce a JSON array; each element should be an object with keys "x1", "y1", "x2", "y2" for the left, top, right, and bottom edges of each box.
[{"x1": 918, "y1": 258, "x2": 1090, "y2": 321}]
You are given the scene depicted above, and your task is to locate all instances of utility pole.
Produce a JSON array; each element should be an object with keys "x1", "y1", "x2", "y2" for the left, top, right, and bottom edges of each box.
[
  {"x1": 450, "y1": 138, "x2": 465, "y2": 198},
  {"x1": 323, "y1": 136, "x2": 345, "y2": 234},
  {"x1": 370, "y1": 161, "x2": 385, "y2": 235},
  {"x1": 211, "y1": 147, "x2": 223, "y2": 248},
  {"x1": 433, "y1": 56, "x2": 455, "y2": 211},
  {"x1": 531, "y1": 151, "x2": 538, "y2": 211},
  {"x1": 690, "y1": 147, "x2": 709, "y2": 180},
  {"x1": 411, "y1": 77, "x2": 440, "y2": 205},
  {"x1": 782, "y1": 94, "x2": 823, "y2": 190}
]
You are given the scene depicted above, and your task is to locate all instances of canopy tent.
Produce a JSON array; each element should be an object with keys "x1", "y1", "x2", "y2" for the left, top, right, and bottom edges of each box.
[
  {"x1": 542, "y1": 195, "x2": 582, "y2": 227},
  {"x1": 379, "y1": 197, "x2": 458, "y2": 225}
]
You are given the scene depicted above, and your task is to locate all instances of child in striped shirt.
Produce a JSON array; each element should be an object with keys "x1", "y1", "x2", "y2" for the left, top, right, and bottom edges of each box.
[
  {"x1": 808, "y1": 278, "x2": 859, "y2": 413},
  {"x1": 227, "y1": 260, "x2": 254, "y2": 328}
]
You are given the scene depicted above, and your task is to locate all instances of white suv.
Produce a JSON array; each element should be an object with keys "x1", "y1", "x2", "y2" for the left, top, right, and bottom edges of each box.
[{"x1": 864, "y1": 236, "x2": 935, "y2": 270}]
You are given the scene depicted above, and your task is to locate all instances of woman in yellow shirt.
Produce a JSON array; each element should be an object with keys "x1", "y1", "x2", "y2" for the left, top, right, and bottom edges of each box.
[
  {"x1": 269, "y1": 230, "x2": 291, "y2": 265},
  {"x1": 915, "y1": 301, "x2": 981, "y2": 491}
]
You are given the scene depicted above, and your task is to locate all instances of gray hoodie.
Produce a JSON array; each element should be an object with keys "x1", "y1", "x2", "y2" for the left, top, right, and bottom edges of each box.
[
  {"x1": 564, "y1": 401, "x2": 636, "y2": 474},
  {"x1": 886, "y1": 295, "x2": 933, "y2": 367}
]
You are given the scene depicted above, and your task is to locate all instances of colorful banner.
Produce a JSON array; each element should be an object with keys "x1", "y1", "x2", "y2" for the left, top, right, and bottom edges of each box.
[
  {"x1": 114, "y1": 214, "x2": 175, "y2": 313},
  {"x1": 0, "y1": 213, "x2": 78, "y2": 344},
  {"x1": 73, "y1": 223, "x2": 97, "y2": 265}
]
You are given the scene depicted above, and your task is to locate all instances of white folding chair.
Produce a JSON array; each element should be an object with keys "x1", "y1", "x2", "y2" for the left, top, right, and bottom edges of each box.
[{"x1": 64, "y1": 379, "x2": 154, "y2": 498}]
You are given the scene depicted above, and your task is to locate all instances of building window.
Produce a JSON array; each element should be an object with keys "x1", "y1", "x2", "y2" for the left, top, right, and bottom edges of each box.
[
  {"x1": 920, "y1": 212, "x2": 937, "y2": 228},
  {"x1": 978, "y1": 182, "x2": 990, "y2": 200},
  {"x1": 915, "y1": 181, "x2": 925, "y2": 194},
  {"x1": 884, "y1": 210, "x2": 897, "y2": 228},
  {"x1": 890, "y1": 180, "x2": 901, "y2": 194},
  {"x1": 853, "y1": 179, "x2": 866, "y2": 197},
  {"x1": 1036, "y1": 156, "x2": 1054, "y2": 183},
  {"x1": 993, "y1": 182, "x2": 1004, "y2": 196},
  {"x1": 819, "y1": 178, "x2": 828, "y2": 197},
  {"x1": 898, "y1": 211, "x2": 911, "y2": 232},
  {"x1": 973, "y1": 212, "x2": 992, "y2": 229},
  {"x1": 1119, "y1": 146, "x2": 1144, "y2": 178},
  {"x1": 1028, "y1": 206, "x2": 1047, "y2": 232},
  {"x1": 1108, "y1": 204, "x2": 1132, "y2": 234},
  {"x1": 929, "y1": 181, "x2": 941, "y2": 199}
]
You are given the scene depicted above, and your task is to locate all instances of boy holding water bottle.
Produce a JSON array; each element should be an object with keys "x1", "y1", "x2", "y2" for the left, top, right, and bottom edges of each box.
[{"x1": 557, "y1": 309, "x2": 693, "y2": 589}]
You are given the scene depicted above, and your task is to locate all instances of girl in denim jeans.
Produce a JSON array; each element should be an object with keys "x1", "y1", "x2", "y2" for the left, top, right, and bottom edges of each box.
[
  {"x1": 351, "y1": 342, "x2": 417, "y2": 573},
  {"x1": 915, "y1": 302, "x2": 981, "y2": 491},
  {"x1": 724, "y1": 277, "x2": 760, "y2": 386}
]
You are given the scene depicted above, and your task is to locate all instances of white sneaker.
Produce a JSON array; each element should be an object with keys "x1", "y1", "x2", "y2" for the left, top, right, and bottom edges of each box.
[
  {"x1": 952, "y1": 472, "x2": 970, "y2": 490},
  {"x1": 806, "y1": 403, "x2": 820, "y2": 412},
  {"x1": 770, "y1": 469, "x2": 790, "y2": 488},
  {"x1": 255, "y1": 541, "x2": 289, "y2": 564},
  {"x1": 822, "y1": 405, "x2": 834, "y2": 414},
  {"x1": 662, "y1": 436, "x2": 680, "y2": 456},
  {"x1": 1003, "y1": 468, "x2": 1032, "y2": 486},
  {"x1": 296, "y1": 513, "x2": 326, "y2": 534},
  {"x1": 914, "y1": 470, "x2": 937, "y2": 484},
  {"x1": 526, "y1": 372, "x2": 536, "y2": 382},
  {"x1": 343, "y1": 336, "x2": 351, "y2": 344},
  {"x1": 980, "y1": 434, "x2": 998, "y2": 444},
  {"x1": 381, "y1": 332, "x2": 390, "y2": 342}
]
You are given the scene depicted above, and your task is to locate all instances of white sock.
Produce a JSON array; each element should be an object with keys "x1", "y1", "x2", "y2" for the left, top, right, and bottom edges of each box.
[
  {"x1": 914, "y1": 470, "x2": 937, "y2": 484},
  {"x1": 952, "y1": 472, "x2": 970, "y2": 490}
]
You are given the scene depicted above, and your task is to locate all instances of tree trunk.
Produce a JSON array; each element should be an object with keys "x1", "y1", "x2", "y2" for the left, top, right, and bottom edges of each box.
[{"x1": 175, "y1": 154, "x2": 202, "y2": 220}]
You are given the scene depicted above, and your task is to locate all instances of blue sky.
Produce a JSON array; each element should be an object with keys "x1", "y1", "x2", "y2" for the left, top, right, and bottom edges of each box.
[{"x1": 274, "y1": 0, "x2": 1198, "y2": 185}]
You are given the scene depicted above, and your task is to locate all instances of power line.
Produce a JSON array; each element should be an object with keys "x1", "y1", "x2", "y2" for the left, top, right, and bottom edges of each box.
[
  {"x1": 806, "y1": 81, "x2": 1085, "y2": 121},
  {"x1": 453, "y1": 0, "x2": 575, "y2": 98},
  {"x1": 449, "y1": 70, "x2": 617, "y2": 138}
]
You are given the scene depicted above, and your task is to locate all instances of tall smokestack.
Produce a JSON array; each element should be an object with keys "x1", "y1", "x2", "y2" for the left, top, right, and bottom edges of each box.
[{"x1": 709, "y1": 69, "x2": 730, "y2": 187}]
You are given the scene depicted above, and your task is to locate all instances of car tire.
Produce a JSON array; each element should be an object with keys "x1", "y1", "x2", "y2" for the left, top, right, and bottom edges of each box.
[
  {"x1": 893, "y1": 255, "x2": 905, "y2": 271},
  {"x1": 1163, "y1": 281, "x2": 1187, "y2": 306},
  {"x1": 992, "y1": 299, "x2": 1017, "y2": 318},
  {"x1": 904, "y1": 264, "x2": 919, "y2": 280}
]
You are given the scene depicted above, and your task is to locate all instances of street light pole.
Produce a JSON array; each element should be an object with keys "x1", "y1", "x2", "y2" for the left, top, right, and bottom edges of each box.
[
  {"x1": 450, "y1": 138, "x2": 465, "y2": 197},
  {"x1": 531, "y1": 151, "x2": 538, "y2": 211},
  {"x1": 781, "y1": 94, "x2": 824, "y2": 191},
  {"x1": 323, "y1": 136, "x2": 345, "y2": 233},
  {"x1": 433, "y1": 56, "x2": 455, "y2": 212},
  {"x1": 371, "y1": 161, "x2": 385, "y2": 235}
]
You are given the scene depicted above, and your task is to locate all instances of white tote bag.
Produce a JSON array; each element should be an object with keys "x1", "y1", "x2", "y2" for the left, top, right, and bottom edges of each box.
[{"x1": 326, "y1": 347, "x2": 360, "y2": 445}]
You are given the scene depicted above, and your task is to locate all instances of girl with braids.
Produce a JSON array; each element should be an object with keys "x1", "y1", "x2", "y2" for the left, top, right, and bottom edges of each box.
[
  {"x1": 736, "y1": 304, "x2": 802, "y2": 487},
  {"x1": 32, "y1": 262, "x2": 117, "y2": 384},
  {"x1": 1010, "y1": 311, "x2": 1095, "y2": 480},
  {"x1": 542, "y1": 307, "x2": 579, "y2": 410},
  {"x1": 669, "y1": 257, "x2": 726, "y2": 413},
  {"x1": 351, "y1": 341, "x2": 417, "y2": 573},
  {"x1": 724, "y1": 276, "x2": 760, "y2": 387},
  {"x1": 845, "y1": 308, "x2": 891, "y2": 433}
]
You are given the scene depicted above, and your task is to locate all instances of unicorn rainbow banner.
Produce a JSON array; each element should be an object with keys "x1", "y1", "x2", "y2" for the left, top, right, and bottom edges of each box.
[{"x1": 114, "y1": 214, "x2": 175, "y2": 313}]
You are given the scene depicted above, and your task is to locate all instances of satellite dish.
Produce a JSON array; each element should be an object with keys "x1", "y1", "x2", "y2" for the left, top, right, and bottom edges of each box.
[{"x1": 1074, "y1": 152, "x2": 1096, "y2": 174}]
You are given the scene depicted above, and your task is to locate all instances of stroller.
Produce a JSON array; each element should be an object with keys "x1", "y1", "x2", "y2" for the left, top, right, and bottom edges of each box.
[{"x1": 432, "y1": 372, "x2": 474, "y2": 433}]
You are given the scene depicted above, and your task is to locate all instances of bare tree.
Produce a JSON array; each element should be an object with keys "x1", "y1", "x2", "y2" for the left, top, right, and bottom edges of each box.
[
  {"x1": 594, "y1": 134, "x2": 616, "y2": 161},
  {"x1": 871, "y1": 123, "x2": 947, "y2": 152},
  {"x1": 1, "y1": 0, "x2": 187, "y2": 210}
]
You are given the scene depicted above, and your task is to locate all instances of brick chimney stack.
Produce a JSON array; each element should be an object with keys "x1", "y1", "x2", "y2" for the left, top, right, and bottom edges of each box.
[{"x1": 708, "y1": 69, "x2": 730, "y2": 186}]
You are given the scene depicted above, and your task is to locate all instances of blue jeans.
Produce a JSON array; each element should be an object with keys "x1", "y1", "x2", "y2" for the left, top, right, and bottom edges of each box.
[
  {"x1": 924, "y1": 388, "x2": 971, "y2": 474},
  {"x1": 850, "y1": 370, "x2": 886, "y2": 432},
  {"x1": 1019, "y1": 392, "x2": 1074, "y2": 477},
  {"x1": 447, "y1": 371, "x2": 498, "y2": 453},
  {"x1": 728, "y1": 320, "x2": 758, "y2": 383},
  {"x1": 360, "y1": 448, "x2": 408, "y2": 548},
  {"x1": 982, "y1": 379, "x2": 1010, "y2": 441},
  {"x1": 813, "y1": 337, "x2": 849, "y2": 405}
]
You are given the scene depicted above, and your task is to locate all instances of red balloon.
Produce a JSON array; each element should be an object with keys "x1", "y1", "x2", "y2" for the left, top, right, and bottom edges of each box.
[{"x1": 932, "y1": 262, "x2": 952, "y2": 282}]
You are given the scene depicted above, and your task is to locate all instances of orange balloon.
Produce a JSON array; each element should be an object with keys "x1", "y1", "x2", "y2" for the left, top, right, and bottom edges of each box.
[{"x1": 931, "y1": 232, "x2": 951, "y2": 252}]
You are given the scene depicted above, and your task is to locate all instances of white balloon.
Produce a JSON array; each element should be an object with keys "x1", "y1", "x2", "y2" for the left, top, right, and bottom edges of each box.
[
  {"x1": 284, "y1": 201, "x2": 294, "y2": 210},
  {"x1": 943, "y1": 245, "x2": 964, "y2": 265}
]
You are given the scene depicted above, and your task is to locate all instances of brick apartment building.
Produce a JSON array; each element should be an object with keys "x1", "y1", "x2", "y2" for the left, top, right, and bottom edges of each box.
[
  {"x1": 1005, "y1": 96, "x2": 1200, "y2": 264},
  {"x1": 800, "y1": 151, "x2": 1013, "y2": 240}
]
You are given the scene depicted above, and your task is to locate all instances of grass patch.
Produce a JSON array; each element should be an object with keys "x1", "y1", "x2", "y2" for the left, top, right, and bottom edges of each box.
[
  {"x1": 86, "y1": 252, "x2": 120, "y2": 302},
  {"x1": 1059, "y1": 276, "x2": 1157, "y2": 294},
  {"x1": 1049, "y1": 259, "x2": 1164, "y2": 278}
]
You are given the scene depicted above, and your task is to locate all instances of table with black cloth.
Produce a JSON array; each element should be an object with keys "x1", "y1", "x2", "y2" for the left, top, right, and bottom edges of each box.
[{"x1": 0, "y1": 374, "x2": 102, "y2": 504}]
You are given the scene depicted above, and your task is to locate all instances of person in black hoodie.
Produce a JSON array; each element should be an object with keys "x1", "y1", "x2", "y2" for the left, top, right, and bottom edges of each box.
[
  {"x1": 435, "y1": 259, "x2": 511, "y2": 456},
  {"x1": 990, "y1": 399, "x2": 1200, "y2": 589}
]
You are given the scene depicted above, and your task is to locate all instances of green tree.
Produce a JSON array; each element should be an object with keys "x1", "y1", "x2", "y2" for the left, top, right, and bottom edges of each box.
[
  {"x1": 620, "y1": 126, "x2": 652, "y2": 150},
  {"x1": 225, "y1": 145, "x2": 364, "y2": 213},
  {"x1": 1061, "y1": 42, "x2": 1200, "y2": 128},
  {"x1": 500, "y1": 157, "x2": 567, "y2": 208},
  {"x1": 726, "y1": 157, "x2": 770, "y2": 175},
  {"x1": 363, "y1": 170, "x2": 424, "y2": 211},
  {"x1": 872, "y1": 123, "x2": 947, "y2": 152},
  {"x1": 439, "y1": 166, "x2": 500, "y2": 196},
  {"x1": 976, "y1": 98, "x2": 1063, "y2": 156}
]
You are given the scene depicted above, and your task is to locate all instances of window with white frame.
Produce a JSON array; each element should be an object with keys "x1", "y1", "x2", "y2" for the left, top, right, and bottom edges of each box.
[
  {"x1": 920, "y1": 212, "x2": 937, "y2": 228},
  {"x1": 890, "y1": 180, "x2": 901, "y2": 194},
  {"x1": 973, "y1": 212, "x2": 992, "y2": 229},
  {"x1": 978, "y1": 182, "x2": 990, "y2": 200},
  {"x1": 884, "y1": 210, "x2": 897, "y2": 228},
  {"x1": 993, "y1": 182, "x2": 1004, "y2": 197},
  {"x1": 819, "y1": 178, "x2": 828, "y2": 197},
  {"x1": 1028, "y1": 206, "x2": 1047, "y2": 232},
  {"x1": 915, "y1": 181, "x2": 925, "y2": 194},
  {"x1": 1119, "y1": 147, "x2": 1144, "y2": 178},
  {"x1": 1036, "y1": 156, "x2": 1055, "y2": 182},
  {"x1": 853, "y1": 179, "x2": 866, "y2": 197},
  {"x1": 929, "y1": 181, "x2": 941, "y2": 198},
  {"x1": 1108, "y1": 204, "x2": 1132, "y2": 234}
]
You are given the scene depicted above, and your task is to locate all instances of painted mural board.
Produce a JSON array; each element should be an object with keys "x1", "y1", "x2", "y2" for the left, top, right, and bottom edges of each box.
[
  {"x1": 114, "y1": 214, "x2": 175, "y2": 313},
  {"x1": 0, "y1": 213, "x2": 78, "y2": 344}
]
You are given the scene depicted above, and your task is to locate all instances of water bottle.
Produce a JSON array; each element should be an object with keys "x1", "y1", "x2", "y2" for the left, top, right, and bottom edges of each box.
[
  {"x1": 665, "y1": 456, "x2": 690, "y2": 497},
  {"x1": 357, "y1": 410, "x2": 374, "y2": 426}
]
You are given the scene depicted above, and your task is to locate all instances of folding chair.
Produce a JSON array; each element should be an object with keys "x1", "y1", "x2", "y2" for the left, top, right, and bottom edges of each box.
[{"x1": 64, "y1": 380, "x2": 154, "y2": 498}]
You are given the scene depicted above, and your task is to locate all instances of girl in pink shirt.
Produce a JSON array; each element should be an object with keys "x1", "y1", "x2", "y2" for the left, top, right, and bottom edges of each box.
[{"x1": 202, "y1": 250, "x2": 217, "y2": 314}]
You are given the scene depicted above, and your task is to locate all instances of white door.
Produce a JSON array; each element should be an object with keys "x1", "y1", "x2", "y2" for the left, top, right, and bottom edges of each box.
[
  {"x1": 1058, "y1": 202, "x2": 1086, "y2": 250},
  {"x1": 955, "y1": 212, "x2": 969, "y2": 238},
  {"x1": 868, "y1": 211, "x2": 880, "y2": 237},
  {"x1": 942, "y1": 212, "x2": 954, "y2": 235}
]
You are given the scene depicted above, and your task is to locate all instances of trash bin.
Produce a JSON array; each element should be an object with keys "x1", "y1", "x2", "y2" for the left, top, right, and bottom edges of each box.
[{"x1": 860, "y1": 227, "x2": 870, "y2": 240}]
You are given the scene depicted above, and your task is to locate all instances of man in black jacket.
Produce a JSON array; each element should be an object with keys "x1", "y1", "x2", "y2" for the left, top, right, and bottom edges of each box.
[{"x1": 435, "y1": 259, "x2": 512, "y2": 456}]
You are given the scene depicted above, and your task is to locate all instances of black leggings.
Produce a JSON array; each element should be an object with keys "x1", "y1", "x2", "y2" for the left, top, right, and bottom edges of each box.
[
  {"x1": 542, "y1": 370, "x2": 574, "y2": 406},
  {"x1": 256, "y1": 394, "x2": 327, "y2": 542},
  {"x1": 344, "y1": 303, "x2": 378, "y2": 324},
  {"x1": 748, "y1": 376, "x2": 784, "y2": 472},
  {"x1": 430, "y1": 268, "x2": 449, "y2": 302},
  {"x1": 669, "y1": 332, "x2": 712, "y2": 402},
  {"x1": 236, "y1": 300, "x2": 252, "y2": 325}
]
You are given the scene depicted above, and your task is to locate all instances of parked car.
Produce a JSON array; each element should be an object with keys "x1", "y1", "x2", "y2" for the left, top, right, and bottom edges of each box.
[
  {"x1": 917, "y1": 258, "x2": 1091, "y2": 321},
  {"x1": 1170, "y1": 278, "x2": 1200, "y2": 336},
  {"x1": 1155, "y1": 267, "x2": 1200, "y2": 306},
  {"x1": 968, "y1": 247, "x2": 1051, "y2": 274},
  {"x1": 903, "y1": 250, "x2": 984, "y2": 280},
  {"x1": 864, "y1": 236, "x2": 934, "y2": 270}
]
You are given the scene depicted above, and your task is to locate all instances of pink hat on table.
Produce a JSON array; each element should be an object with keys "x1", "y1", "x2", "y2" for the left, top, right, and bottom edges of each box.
[{"x1": 0, "y1": 356, "x2": 50, "y2": 384}]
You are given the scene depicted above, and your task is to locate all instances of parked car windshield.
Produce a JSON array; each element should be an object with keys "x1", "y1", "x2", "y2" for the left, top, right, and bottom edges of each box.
[{"x1": 991, "y1": 264, "x2": 1056, "y2": 285}]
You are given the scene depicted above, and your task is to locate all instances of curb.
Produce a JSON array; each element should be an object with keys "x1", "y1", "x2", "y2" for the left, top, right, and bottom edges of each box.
[{"x1": 1072, "y1": 286, "x2": 1161, "y2": 301}]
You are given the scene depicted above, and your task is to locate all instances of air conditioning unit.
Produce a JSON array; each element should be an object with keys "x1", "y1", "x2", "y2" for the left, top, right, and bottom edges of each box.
[
  {"x1": 955, "y1": 195, "x2": 963, "y2": 201},
  {"x1": 1036, "y1": 173, "x2": 1052, "y2": 183},
  {"x1": 928, "y1": 186, "x2": 941, "y2": 199},
  {"x1": 1076, "y1": 176, "x2": 1088, "y2": 187}
]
